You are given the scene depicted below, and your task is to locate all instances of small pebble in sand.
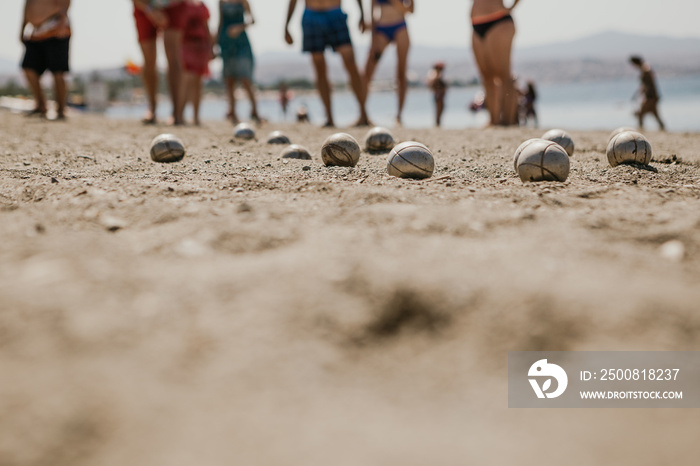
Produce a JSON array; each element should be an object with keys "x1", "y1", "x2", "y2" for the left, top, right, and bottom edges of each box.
[{"x1": 659, "y1": 240, "x2": 685, "y2": 262}]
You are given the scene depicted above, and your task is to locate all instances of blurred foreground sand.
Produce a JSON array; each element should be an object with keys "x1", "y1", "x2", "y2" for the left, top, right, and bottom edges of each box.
[{"x1": 1, "y1": 113, "x2": 699, "y2": 465}]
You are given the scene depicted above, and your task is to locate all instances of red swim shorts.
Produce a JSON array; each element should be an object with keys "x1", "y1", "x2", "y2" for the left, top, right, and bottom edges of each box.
[{"x1": 134, "y1": 2, "x2": 187, "y2": 42}]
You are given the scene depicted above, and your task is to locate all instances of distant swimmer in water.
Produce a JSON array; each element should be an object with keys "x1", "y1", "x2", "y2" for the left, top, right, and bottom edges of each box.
[
  {"x1": 470, "y1": 0, "x2": 520, "y2": 126},
  {"x1": 630, "y1": 55, "x2": 665, "y2": 131},
  {"x1": 362, "y1": 0, "x2": 414, "y2": 126}
]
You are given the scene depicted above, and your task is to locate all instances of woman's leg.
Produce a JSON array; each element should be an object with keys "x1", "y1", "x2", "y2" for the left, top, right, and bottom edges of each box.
[
  {"x1": 483, "y1": 20, "x2": 517, "y2": 125},
  {"x1": 362, "y1": 31, "x2": 391, "y2": 116},
  {"x1": 225, "y1": 77, "x2": 239, "y2": 123},
  {"x1": 394, "y1": 28, "x2": 410, "y2": 126},
  {"x1": 472, "y1": 34, "x2": 499, "y2": 126},
  {"x1": 240, "y1": 78, "x2": 259, "y2": 121}
]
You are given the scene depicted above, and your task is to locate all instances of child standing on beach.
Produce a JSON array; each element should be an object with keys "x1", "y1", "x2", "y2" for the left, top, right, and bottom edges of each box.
[
  {"x1": 284, "y1": 0, "x2": 370, "y2": 127},
  {"x1": 182, "y1": 0, "x2": 213, "y2": 126},
  {"x1": 218, "y1": 0, "x2": 259, "y2": 124},
  {"x1": 427, "y1": 62, "x2": 447, "y2": 127}
]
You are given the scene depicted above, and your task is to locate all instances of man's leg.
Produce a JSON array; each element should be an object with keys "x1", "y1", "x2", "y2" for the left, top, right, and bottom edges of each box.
[
  {"x1": 53, "y1": 72, "x2": 67, "y2": 118},
  {"x1": 23, "y1": 68, "x2": 47, "y2": 115},
  {"x1": 337, "y1": 44, "x2": 369, "y2": 126},
  {"x1": 163, "y1": 28, "x2": 184, "y2": 125},
  {"x1": 311, "y1": 52, "x2": 334, "y2": 127},
  {"x1": 139, "y1": 39, "x2": 158, "y2": 123}
]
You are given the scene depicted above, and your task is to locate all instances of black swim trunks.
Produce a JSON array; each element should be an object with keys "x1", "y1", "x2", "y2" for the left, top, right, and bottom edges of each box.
[{"x1": 21, "y1": 37, "x2": 70, "y2": 75}]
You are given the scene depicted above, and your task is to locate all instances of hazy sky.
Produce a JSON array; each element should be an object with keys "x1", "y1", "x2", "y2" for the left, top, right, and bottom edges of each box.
[{"x1": 2, "y1": 0, "x2": 700, "y2": 71}]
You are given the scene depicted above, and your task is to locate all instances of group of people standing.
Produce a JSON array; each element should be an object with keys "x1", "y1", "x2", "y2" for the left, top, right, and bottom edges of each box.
[
  {"x1": 284, "y1": 0, "x2": 521, "y2": 128},
  {"x1": 18, "y1": 0, "x2": 665, "y2": 131},
  {"x1": 133, "y1": 0, "x2": 258, "y2": 125}
]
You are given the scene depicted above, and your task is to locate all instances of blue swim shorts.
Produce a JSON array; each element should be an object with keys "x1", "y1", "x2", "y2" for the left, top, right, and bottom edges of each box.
[{"x1": 302, "y1": 8, "x2": 352, "y2": 53}]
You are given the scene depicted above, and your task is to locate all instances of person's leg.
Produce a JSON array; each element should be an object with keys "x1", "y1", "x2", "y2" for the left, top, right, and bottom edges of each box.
[
  {"x1": 436, "y1": 97, "x2": 445, "y2": 127},
  {"x1": 240, "y1": 78, "x2": 259, "y2": 121},
  {"x1": 337, "y1": 44, "x2": 369, "y2": 126},
  {"x1": 163, "y1": 28, "x2": 184, "y2": 125},
  {"x1": 394, "y1": 28, "x2": 410, "y2": 125},
  {"x1": 23, "y1": 68, "x2": 47, "y2": 115},
  {"x1": 650, "y1": 100, "x2": 665, "y2": 131},
  {"x1": 52, "y1": 72, "x2": 67, "y2": 118},
  {"x1": 362, "y1": 32, "x2": 391, "y2": 110},
  {"x1": 139, "y1": 39, "x2": 158, "y2": 123},
  {"x1": 483, "y1": 20, "x2": 517, "y2": 125},
  {"x1": 311, "y1": 52, "x2": 334, "y2": 127},
  {"x1": 472, "y1": 34, "x2": 498, "y2": 126},
  {"x1": 225, "y1": 77, "x2": 239, "y2": 123}
]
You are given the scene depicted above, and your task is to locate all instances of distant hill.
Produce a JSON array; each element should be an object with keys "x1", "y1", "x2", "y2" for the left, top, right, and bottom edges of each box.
[
  {"x1": 1, "y1": 31, "x2": 698, "y2": 87},
  {"x1": 255, "y1": 30, "x2": 700, "y2": 85},
  {"x1": 517, "y1": 31, "x2": 700, "y2": 63}
]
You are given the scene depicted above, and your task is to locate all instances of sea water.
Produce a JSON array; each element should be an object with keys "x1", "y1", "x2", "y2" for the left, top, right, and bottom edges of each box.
[{"x1": 107, "y1": 75, "x2": 700, "y2": 132}]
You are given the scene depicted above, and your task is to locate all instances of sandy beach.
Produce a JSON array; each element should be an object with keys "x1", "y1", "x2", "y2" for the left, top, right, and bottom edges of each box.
[{"x1": 1, "y1": 112, "x2": 699, "y2": 465}]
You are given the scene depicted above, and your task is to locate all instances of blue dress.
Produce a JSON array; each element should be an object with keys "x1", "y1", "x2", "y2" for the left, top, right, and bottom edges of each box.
[{"x1": 218, "y1": 2, "x2": 254, "y2": 80}]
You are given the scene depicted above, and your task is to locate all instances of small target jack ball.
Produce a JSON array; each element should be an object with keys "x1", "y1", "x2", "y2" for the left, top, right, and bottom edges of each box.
[
  {"x1": 606, "y1": 131, "x2": 652, "y2": 167},
  {"x1": 321, "y1": 133, "x2": 361, "y2": 167},
  {"x1": 150, "y1": 134, "x2": 185, "y2": 163},
  {"x1": 364, "y1": 126, "x2": 396, "y2": 152},
  {"x1": 542, "y1": 129, "x2": 575, "y2": 157},
  {"x1": 281, "y1": 144, "x2": 312, "y2": 160},
  {"x1": 234, "y1": 122, "x2": 256, "y2": 140},
  {"x1": 386, "y1": 141, "x2": 434, "y2": 179},
  {"x1": 514, "y1": 138, "x2": 570, "y2": 182},
  {"x1": 267, "y1": 131, "x2": 291, "y2": 145}
]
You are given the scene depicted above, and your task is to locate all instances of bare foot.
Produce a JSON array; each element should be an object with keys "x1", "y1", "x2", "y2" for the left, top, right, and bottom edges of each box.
[
  {"x1": 141, "y1": 111, "x2": 157, "y2": 125},
  {"x1": 322, "y1": 121, "x2": 335, "y2": 128}
]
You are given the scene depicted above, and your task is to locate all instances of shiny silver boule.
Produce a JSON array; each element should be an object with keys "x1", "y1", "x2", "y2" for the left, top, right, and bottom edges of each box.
[
  {"x1": 364, "y1": 126, "x2": 395, "y2": 152},
  {"x1": 267, "y1": 131, "x2": 291, "y2": 145},
  {"x1": 542, "y1": 129, "x2": 575, "y2": 157},
  {"x1": 515, "y1": 139, "x2": 570, "y2": 182},
  {"x1": 321, "y1": 133, "x2": 361, "y2": 167},
  {"x1": 281, "y1": 144, "x2": 312, "y2": 160},
  {"x1": 234, "y1": 122, "x2": 256, "y2": 140},
  {"x1": 150, "y1": 133, "x2": 185, "y2": 163},
  {"x1": 606, "y1": 131, "x2": 652, "y2": 167},
  {"x1": 386, "y1": 141, "x2": 434, "y2": 179}
]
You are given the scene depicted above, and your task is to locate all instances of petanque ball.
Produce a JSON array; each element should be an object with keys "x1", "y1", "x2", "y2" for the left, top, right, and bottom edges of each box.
[
  {"x1": 150, "y1": 134, "x2": 185, "y2": 163},
  {"x1": 515, "y1": 138, "x2": 570, "y2": 182},
  {"x1": 267, "y1": 131, "x2": 291, "y2": 145},
  {"x1": 609, "y1": 127, "x2": 637, "y2": 142},
  {"x1": 386, "y1": 141, "x2": 434, "y2": 179},
  {"x1": 234, "y1": 122, "x2": 255, "y2": 140},
  {"x1": 281, "y1": 144, "x2": 312, "y2": 160},
  {"x1": 606, "y1": 131, "x2": 652, "y2": 167},
  {"x1": 514, "y1": 138, "x2": 546, "y2": 171},
  {"x1": 364, "y1": 126, "x2": 396, "y2": 152},
  {"x1": 321, "y1": 133, "x2": 361, "y2": 167},
  {"x1": 542, "y1": 129, "x2": 575, "y2": 157}
]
